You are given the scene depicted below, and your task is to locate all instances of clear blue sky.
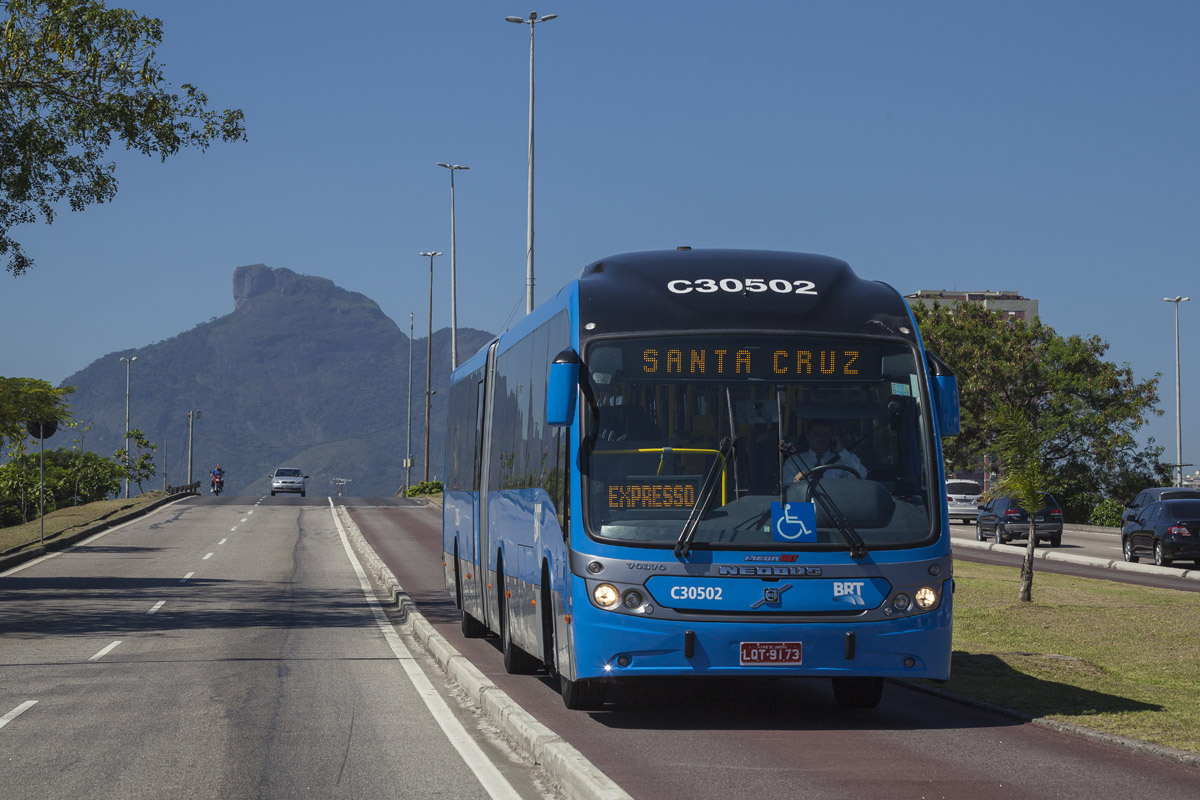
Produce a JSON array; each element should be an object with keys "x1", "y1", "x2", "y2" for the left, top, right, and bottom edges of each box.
[{"x1": 5, "y1": 0, "x2": 1198, "y2": 477}]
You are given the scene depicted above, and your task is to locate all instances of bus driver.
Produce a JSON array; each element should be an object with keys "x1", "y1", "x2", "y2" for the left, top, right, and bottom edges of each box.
[{"x1": 785, "y1": 419, "x2": 867, "y2": 482}]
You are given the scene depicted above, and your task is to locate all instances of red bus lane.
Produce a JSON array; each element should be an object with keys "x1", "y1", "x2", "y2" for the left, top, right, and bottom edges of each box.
[{"x1": 345, "y1": 500, "x2": 1200, "y2": 800}]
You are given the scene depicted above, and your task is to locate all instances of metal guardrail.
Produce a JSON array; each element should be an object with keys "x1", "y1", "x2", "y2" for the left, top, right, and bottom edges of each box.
[{"x1": 166, "y1": 481, "x2": 201, "y2": 495}]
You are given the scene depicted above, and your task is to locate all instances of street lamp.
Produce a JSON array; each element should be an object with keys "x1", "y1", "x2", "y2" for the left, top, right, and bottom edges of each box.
[
  {"x1": 437, "y1": 162, "x2": 469, "y2": 369},
  {"x1": 120, "y1": 356, "x2": 137, "y2": 498},
  {"x1": 1164, "y1": 296, "x2": 1190, "y2": 486},
  {"x1": 506, "y1": 11, "x2": 558, "y2": 314},
  {"x1": 420, "y1": 251, "x2": 442, "y2": 482}
]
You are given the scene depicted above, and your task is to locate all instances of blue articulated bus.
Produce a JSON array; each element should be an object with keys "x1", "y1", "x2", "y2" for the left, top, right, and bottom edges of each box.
[{"x1": 442, "y1": 249, "x2": 960, "y2": 710}]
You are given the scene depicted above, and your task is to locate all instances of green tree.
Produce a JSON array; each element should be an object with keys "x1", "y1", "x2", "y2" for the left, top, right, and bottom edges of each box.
[
  {"x1": 912, "y1": 302, "x2": 1164, "y2": 519},
  {"x1": 114, "y1": 427, "x2": 155, "y2": 493},
  {"x1": 0, "y1": 376, "x2": 73, "y2": 446},
  {"x1": 1, "y1": 0, "x2": 247, "y2": 275},
  {"x1": 986, "y1": 405, "x2": 1049, "y2": 602},
  {"x1": 0, "y1": 436, "x2": 38, "y2": 521}
]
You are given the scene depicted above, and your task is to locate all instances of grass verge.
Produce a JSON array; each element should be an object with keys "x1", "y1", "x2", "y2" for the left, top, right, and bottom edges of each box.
[
  {"x1": 0, "y1": 492, "x2": 167, "y2": 555},
  {"x1": 929, "y1": 560, "x2": 1200, "y2": 754}
]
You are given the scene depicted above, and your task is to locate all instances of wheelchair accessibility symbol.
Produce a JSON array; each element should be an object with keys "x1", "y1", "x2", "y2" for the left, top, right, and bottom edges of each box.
[{"x1": 771, "y1": 501, "x2": 817, "y2": 542}]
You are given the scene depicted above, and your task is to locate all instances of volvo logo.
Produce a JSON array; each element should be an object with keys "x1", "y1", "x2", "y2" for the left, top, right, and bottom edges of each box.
[{"x1": 751, "y1": 583, "x2": 793, "y2": 609}]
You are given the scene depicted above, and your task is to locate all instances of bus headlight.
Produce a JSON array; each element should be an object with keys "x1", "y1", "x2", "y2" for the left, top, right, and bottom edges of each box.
[
  {"x1": 915, "y1": 586, "x2": 938, "y2": 610},
  {"x1": 593, "y1": 583, "x2": 620, "y2": 609}
]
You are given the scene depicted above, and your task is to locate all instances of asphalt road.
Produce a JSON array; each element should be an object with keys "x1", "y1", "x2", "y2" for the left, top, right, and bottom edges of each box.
[
  {"x1": 348, "y1": 499, "x2": 1200, "y2": 800},
  {"x1": 0, "y1": 494, "x2": 553, "y2": 800}
]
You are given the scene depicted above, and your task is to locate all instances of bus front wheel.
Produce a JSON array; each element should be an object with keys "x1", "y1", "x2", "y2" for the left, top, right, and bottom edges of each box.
[
  {"x1": 560, "y1": 675, "x2": 606, "y2": 711},
  {"x1": 831, "y1": 676, "x2": 884, "y2": 709}
]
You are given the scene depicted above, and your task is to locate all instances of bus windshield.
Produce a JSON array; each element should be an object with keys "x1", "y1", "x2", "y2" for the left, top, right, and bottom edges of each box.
[{"x1": 582, "y1": 334, "x2": 936, "y2": 551}]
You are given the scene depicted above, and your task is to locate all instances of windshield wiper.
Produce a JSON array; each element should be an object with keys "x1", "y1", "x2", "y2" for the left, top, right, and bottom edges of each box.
[
  {"x1": 799, "y1": 472, "x2": 869, "y2": 559},
  {"x1": 674, "y1": 436, "x2": 732, "y2": 558},
  {"x1": 676, "y1": 389, "x2": 738, "y2": 559}
]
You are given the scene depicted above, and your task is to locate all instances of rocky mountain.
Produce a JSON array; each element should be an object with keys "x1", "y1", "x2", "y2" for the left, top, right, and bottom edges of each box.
[{"x1": 57, "y1": 265, "x2": 493, "y2": 497}]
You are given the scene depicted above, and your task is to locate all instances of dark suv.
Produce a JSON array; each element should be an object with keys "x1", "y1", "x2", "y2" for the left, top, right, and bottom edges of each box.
[{"x1": 976, "y1": 493, "x2": 1064, "y2": 547}]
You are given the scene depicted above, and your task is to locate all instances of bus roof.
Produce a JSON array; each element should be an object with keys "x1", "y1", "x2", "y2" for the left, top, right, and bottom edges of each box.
[{"x1": 577, "y1": 249, "x2": 918, "y2": 343}]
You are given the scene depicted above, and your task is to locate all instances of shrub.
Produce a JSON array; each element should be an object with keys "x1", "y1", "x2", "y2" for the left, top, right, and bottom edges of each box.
[
  {"x1": 1089, "y1": 497, "x2": 1125, "y2": 528},
  {"x1": 406, "y1": 480, "x2": 443, "y2": 498}
]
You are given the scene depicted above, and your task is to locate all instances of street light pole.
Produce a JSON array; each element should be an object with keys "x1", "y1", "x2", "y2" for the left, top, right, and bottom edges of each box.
[
  {"x1": 506, "y1": 11, "x2": 558, "y2": 315},
  {"x1": 120, "y1": 356, "x2": 137, "y2": 498},
  {"x1": 187, "y1": 409, "x2": 200, "y2": 487},
  {"x1": 437, "y1": 162, "x2": 469, "y2": 369},
  {"x1": 406, "y1": 311, "x2": 414, "y2": 494},
  {"x1": 420, "y1": 251, "x2": 442, "y2": 483},
  {"x1": 1164, "y1": 295, "x2": 1190, "y2": 486}
]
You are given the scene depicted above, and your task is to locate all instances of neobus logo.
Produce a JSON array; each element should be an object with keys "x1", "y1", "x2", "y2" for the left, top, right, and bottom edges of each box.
[{"x1": 718, "y1": 566, "x2": 823, "y2": 577}]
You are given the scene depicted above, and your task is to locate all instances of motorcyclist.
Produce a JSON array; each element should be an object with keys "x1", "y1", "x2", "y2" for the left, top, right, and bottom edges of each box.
[{"x1": 210, "y1": 464, "x2": 225, "y2": 493}]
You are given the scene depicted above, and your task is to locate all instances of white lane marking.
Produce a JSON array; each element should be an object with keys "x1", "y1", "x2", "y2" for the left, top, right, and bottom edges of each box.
[
  {"x1": 147, "y1": 600, "x2": 166, "y2": 615},
  {"x1": 0, "y1": 701, "x2": 37, "y2": 730},
  {"x1": 327, "y1": 500, "x2": 522, "y2": 800},
  {"x1": 89, "y1": 641, "x2": 122, "y2": 661},
  {"x1": 240, "y1": 518, "x2": 248, "y2": 523},
  {"x1": 218, "y1": 538, "x2": 227, "y2": 545},
  {"x1": 231, "y1": 527, "x2": 237, "y2": 532},
  {"x1": 247, "y1": 510, "x2": 254, "y2": 515},
  {"x1": 202, "y1": 553, "x2": 214, "y2": 560},
  {"x1": 180, "y1": 572, "x2": 194, "y2": 584}
]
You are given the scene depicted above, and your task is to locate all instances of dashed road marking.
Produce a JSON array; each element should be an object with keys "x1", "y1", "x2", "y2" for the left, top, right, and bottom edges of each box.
[
  {"x1": 0, "y1": 701, "x2": 37, "y2": 730},
  {"x1": 88, "y1": 641, "x2": 122, "y2": 661}
]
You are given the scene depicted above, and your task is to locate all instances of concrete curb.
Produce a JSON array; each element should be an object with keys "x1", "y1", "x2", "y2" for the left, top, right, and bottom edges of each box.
[
  {"x1": 0, "y1": 491, "x2": 198, "y2": 573},
  {"x1": 953, "y1": 537, "x2": 1200, "y2": 581},
  {"x1": 332, "y1": 505, "x2": 633, "y2": 800}
]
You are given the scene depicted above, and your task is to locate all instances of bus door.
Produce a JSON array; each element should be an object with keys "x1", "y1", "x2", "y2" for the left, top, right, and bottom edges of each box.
[{"x1": 469, "y1": 342, "x2": 499, "y2": 627}]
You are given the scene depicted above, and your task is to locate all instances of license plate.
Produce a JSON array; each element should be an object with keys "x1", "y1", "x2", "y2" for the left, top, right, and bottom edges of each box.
[{"x1": 740, "y1": 641, "x2": 803, "y2": 665}]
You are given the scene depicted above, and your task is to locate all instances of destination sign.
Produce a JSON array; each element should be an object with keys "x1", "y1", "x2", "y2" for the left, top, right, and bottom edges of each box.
[
  {"x1": 624, "y1": 338, "x2": 882, "y2": 381},
  {"x1": 607, "y1": 481, "x2": 697, "y2": 509}
]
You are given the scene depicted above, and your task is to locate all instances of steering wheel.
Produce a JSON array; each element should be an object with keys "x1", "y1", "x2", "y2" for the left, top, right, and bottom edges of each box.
[{"x1": 795, "y1": 462, "x2": 862, "y2": 482}]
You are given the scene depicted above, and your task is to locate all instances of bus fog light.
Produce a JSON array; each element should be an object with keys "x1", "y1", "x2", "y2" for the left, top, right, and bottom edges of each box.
[
  {"x1": 915, "y1": 586, "x2": 938, "y2": 610},
  {"x1": 623, "y1": 590, "x2": 644, "y2": 609},
  {"x1": 593, "y1": 583, "x2": 620, "y2": 609},
  {"x1": 892, "y1": 593, "x2": 911, "y2": 611}
]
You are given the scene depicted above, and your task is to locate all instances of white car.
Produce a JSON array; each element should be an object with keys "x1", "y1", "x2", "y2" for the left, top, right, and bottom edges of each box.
[
  {"x1": 946, "y1": 479, "x2": 983, "y2": 524},
  {"x1": 271, "y1": 467, "x2": 308, "y2": 497}
]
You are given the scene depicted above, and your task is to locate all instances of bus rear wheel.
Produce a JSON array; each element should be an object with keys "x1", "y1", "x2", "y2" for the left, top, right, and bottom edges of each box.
[
  {"x1": 560, "y1": 675, "x2": 606, "y2": 710},
  {"x1": 831, "y1": 676, "x2": 884, "y2": 709},
  {"x1": 456, "y1": 544, "x2": 488, "y2": 638}
]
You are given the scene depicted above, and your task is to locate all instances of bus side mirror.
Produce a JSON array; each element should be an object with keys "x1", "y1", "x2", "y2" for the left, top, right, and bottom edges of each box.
[
  {"x1": 546, "y1": 348, "x2": 580, "y2": 427},
  {"x1": 926, "y1": 351, "x2": 960, "y2": 437}
]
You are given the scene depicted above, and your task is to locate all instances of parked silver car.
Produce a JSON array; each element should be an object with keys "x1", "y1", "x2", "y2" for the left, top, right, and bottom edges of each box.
[
  {"x1": 271, "y1": 467, "x2": 308, "y2": 497},
  {"x1": 946, "y1": 479, "x2": 983, "y2": 524}
]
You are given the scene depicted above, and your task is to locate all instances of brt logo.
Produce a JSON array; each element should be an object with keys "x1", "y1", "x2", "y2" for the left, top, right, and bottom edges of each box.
[{"x1": 833, "y1": 581, "x2": 866, "y2": 606}]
